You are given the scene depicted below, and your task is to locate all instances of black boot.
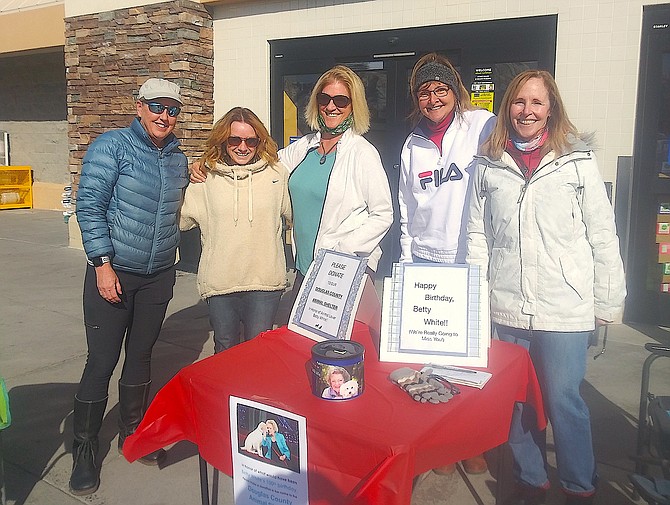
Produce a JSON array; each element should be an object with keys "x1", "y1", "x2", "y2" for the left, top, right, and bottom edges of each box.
[
  {"x1": 69, "y1": 396, "x2": 108, "y2": 496},
  {"x1": 118, "y1": 381, "x2": 166, "y2": 465},
  {"x1": 504, "y1": 484, "x2": 548, "y2": 505},
  {"x1": 564, "y1": 493, "x2": 595, "y2": 505}
]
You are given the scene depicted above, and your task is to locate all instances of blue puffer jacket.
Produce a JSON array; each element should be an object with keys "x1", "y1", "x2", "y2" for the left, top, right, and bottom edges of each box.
[{"x1": 77, "y1": 118, "x2": 188, "y2": 275}]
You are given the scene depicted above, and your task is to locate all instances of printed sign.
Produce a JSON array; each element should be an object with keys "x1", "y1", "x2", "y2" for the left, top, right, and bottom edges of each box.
[
  {"x1": 288, "y1": 249, "x2": 368, "y2": 341},
  {"x1": 231, "y1": 397, "x2": 308, "y2": 505}
]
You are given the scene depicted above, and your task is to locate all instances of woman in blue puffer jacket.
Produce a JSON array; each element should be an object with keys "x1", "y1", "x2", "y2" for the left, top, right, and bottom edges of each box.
[{"x1": 70, "y1": 78, "x2": 188, "y2": 496}]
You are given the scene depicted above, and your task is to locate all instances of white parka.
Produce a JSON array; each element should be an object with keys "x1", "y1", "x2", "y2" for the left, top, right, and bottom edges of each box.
[
  {"x1": 279, "y1": 129, "x2": 393, "y2": 272},
  {"x1": 466, "y1": 138, "x2": 626, "y2": 331}
]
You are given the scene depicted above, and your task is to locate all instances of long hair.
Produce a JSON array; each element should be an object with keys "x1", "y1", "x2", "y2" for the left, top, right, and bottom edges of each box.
[
  {"x1": 304, "y1": 65, "x2": 370, "y2": 135},
  {"x1": 408, "y1": 53, "x2": 475, "y2": 126},
  {"x1": 481, "y1": 70, "x2": 579, "y2": 159},
  {"x1": 200, "y1": 107, "x2": 279, "y2": 168}
]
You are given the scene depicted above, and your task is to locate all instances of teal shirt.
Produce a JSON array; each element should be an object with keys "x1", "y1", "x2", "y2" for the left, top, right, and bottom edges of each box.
[{"x1": 289, "y1": 148, "x2": 336, "y2": 275}]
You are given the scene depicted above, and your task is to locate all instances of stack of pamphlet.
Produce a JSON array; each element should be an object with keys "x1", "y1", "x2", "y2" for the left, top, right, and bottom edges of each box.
[{"x1": 420, "y1": 365, "x2": 492, "y2": 390}]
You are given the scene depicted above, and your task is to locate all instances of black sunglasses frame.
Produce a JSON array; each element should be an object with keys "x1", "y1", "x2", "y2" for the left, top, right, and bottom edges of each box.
[
  {"x1": 144, "y1": 102, "x2": 181, "y2": 117},
  {"x1": 227, "y1": 136, "x2": 260, "y2": 148},
  {"x1": 316, "y1": 92, "x2": 352, "y2": 108}
]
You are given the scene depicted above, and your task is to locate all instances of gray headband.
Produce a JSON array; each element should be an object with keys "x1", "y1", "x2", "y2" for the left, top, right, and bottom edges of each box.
[{"x1": 414, "y1": 62, "x2": 459, "y2": 98}]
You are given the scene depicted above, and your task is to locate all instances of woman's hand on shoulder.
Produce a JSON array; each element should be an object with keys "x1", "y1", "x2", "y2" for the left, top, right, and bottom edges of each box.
[{"x1": 189, "y1": 161, "x2": 207, "y2": 183}]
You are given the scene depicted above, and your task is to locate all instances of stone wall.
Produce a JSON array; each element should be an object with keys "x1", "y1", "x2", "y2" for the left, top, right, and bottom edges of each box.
[{"x1": 65, "y1": 0, "x2": 214, "y2": 190}]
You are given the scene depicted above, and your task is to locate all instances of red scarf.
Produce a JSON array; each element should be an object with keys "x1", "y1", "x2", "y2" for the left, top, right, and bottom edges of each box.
[{"x1": 423, "y1": 110, "x2": 455, "y2": 155}]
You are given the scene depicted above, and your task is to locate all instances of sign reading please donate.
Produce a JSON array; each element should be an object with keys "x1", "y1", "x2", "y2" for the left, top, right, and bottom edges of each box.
[
  {"x1": 288, "y1": 249, "x2": 368, "y2": 341},
  {"x1": 399, "y1": 264, "x2": 469, "y2": 354}
]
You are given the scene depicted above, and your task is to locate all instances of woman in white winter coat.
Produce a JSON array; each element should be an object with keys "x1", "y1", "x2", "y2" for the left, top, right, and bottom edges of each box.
[{"x1": 466, "y1": 70, "x2": 626, "y2": 505}]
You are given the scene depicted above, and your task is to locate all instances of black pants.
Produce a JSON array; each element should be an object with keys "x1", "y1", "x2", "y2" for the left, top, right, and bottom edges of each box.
[{"x1": 77, "y1": 265, "x2": 175, "y2": 401}]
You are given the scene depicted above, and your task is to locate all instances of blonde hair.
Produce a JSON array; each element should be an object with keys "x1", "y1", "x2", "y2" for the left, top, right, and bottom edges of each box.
[
  {"x1": 408, "y1": 53, "x2": 475, "y2": 125},
  {"x1": 482, "y1": 70, "x2": 579, "y2": 159},
  {"x1": 304, "y1": 65, "x2": 370, "y2": 135},
  {"x1": 265, "y1": 419, "x2": 279, "y2": 432},
  {"x1": 200, "y1": 107, "x2": 278, "y2": 168}
]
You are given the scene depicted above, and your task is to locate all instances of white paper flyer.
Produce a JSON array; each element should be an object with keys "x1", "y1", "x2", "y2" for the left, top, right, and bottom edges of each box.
[
  {"x1": 288, "y1": 248, "x2": 368, "y2": 341},
  {"x1": 230, "y1": 397, "x2": 308, "y2": 505}
]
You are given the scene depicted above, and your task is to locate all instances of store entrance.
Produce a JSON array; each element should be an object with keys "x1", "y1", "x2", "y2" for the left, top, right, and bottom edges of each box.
[
  {"x1": 269, "y1": 16, "x2": 557, "y2": 277},
  {"x1": 627, "y1": 5, "x2": 670, "y2": 326}
]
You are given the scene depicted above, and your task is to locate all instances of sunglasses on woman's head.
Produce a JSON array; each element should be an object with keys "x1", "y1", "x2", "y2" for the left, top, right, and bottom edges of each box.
[
  {"x1": 144, "y1": 102, "x2": 181, "y2": 117},
  {"x1": 227, "y1": 136, "x2": 260, "y2": 148},
  {"x1": 316, "y1": 92, "x2": 352, "y2": 108}
]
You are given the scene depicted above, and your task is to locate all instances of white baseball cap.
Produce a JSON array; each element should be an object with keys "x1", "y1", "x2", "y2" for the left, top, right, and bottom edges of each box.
[{"x1": 138, "y1": 78, "x2": 182, "y2": 105}]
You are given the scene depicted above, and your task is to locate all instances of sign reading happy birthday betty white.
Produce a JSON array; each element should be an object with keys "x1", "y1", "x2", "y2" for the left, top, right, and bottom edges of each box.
[
  {"x1": 380, "y1": 262, "x2": 490, "y2": 367},
  {"x1": 398, "y1": 264, "x2": 470, "y2": 354}
]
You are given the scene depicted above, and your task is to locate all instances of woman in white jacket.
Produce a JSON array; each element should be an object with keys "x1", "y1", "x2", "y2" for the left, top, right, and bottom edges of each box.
[
  {"x1": 399, "y1": 53, "x2": 495, "y2": 476},
  {"x1": 180, "y1": 107, "x2": 292, "y2": 353},
  {"x1": 466, "y1": 70, "x2": 626, "y2": 505},
  {"x1": 280, "y1": 65, "x2": 393, "y2": 286}
]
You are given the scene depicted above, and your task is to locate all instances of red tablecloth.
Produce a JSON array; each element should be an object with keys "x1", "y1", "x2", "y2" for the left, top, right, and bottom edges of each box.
[{"x1": 124, "y1": 322, "x2": 545, "y2": 505}]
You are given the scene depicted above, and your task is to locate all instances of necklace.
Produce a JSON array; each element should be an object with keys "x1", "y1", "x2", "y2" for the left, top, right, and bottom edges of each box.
[{"x1": 319, "y1": 140, "x2": 337, "y2": 165}]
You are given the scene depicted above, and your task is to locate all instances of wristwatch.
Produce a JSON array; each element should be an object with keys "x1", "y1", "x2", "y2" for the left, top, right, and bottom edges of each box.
[{"x1": 91, "y1": 255, "x2": 111, "y2": 267}]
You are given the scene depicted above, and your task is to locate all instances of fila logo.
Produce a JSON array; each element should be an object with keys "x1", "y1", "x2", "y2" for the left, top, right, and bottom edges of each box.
[{"x1": 418, "y1": 163, "x2": 463, "y2": 190}]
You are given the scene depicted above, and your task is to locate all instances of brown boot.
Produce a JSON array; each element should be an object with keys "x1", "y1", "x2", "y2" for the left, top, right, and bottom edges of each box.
[
  {"x1": 433, "y1": 463, "x2": 456, "y2": 475},
  {"x1": 463, "y1": 454, "x2": 488, "y2": 474}
]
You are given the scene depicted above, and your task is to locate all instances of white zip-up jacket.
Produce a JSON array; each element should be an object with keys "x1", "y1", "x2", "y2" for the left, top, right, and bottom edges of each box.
[
  {"x1": 466, "y1": 138, "x2": 626, "y2": 331},
  {"x1": 399, "y1": 109, "x2": 495, "y2": 263},
  {"x1": 279, "y1": 129, "x2": 393, "y2": 272}
]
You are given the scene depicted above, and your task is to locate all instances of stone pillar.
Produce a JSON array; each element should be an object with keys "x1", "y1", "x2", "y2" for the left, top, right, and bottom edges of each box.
[{"x1": 65, "y1": 0, "x2": 214, "y2": 193}]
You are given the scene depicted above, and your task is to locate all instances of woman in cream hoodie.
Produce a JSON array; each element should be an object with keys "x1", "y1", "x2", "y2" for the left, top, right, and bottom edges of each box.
[{"x1": 180, "y1": 107, "x2": 292, "y2": 352}]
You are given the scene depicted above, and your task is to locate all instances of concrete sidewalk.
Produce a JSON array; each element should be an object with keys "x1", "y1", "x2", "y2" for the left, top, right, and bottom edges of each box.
[{"x1": 1, "y1": 209, "x2": 668, "y2": 505}]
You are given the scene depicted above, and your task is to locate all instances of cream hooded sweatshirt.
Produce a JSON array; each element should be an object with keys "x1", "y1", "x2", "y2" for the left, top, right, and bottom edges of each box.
[{"x1": 180, "y1": 159, "x2": 292, "y2": 298}]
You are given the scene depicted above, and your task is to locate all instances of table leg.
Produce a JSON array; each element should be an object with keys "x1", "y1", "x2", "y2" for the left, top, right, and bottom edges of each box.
[
  {"x1": 495, "y1": 444, "x2": 507, "y2": 505},
  {"x1": 199, "y1": 455, "x2": 210, "y2": 505}
]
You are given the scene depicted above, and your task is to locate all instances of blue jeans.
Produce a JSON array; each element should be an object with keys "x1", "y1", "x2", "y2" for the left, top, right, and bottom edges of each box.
[
  {"x1": 495, "y1": 325, "x2": 596, "y2": 496},
  {"x1": 207, "y1": 290, "x2": 282, "y2": 353}
]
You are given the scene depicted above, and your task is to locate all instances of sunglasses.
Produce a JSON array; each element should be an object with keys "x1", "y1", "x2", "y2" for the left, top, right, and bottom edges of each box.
[
  {"x1": 227, "y1": 136, "x2": 260, "y2": 148},
  {"x1": 316, "y1": 92, "x2": 352, "y2": 108},
  {"x1": 145, "y1": 102, "x2": 181, "y2": 117},
  {"x1": 417, "y1": 86, "x2": 451, "y2": 101}
]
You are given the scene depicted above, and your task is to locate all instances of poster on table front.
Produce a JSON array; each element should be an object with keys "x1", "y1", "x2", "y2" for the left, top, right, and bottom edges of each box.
[
  {"x1": 288, "y1": 249, "x2": 368, "y2": 341},
  {"x1": 230, "y1": 397, "x2": 308, "y2": 505},
  {"x1": 379, "y1": 262, "x2": 490, "y2": 367}
]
